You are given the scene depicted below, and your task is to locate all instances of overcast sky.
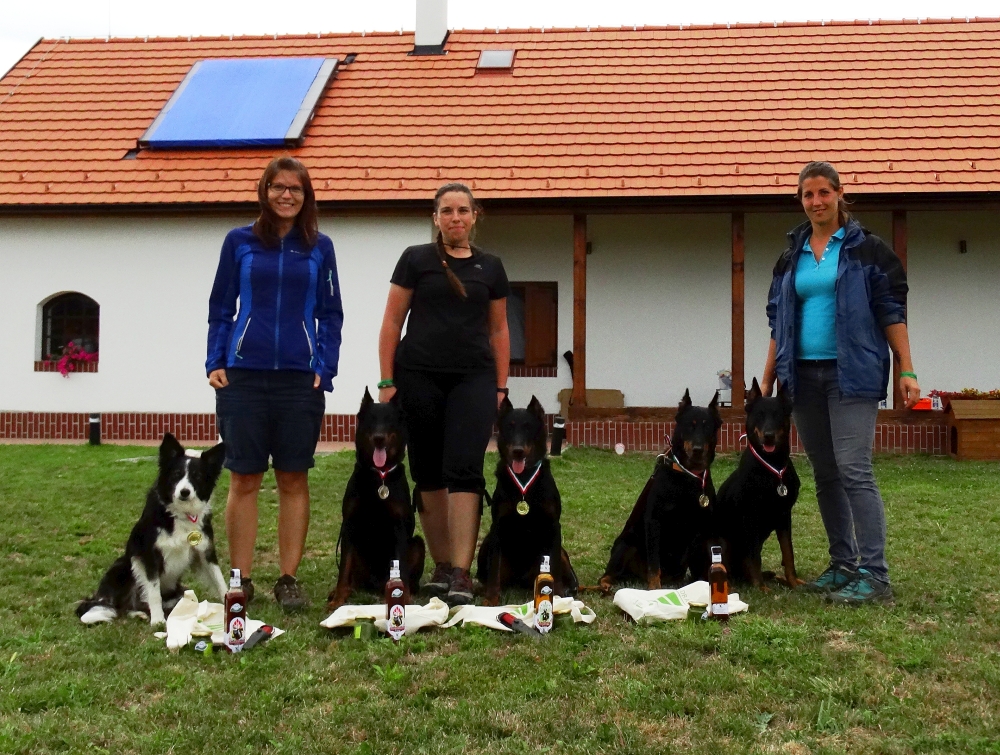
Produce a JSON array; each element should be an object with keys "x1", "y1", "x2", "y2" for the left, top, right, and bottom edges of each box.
[{"x1": 3, "y1": 0, "x2": 998, "y2": 77}]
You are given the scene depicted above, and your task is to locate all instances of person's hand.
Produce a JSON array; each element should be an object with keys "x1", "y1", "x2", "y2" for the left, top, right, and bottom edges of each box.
[
  {"x1": 208, "y1": 369, "x2": 228, "y2": 389},
  {"x1": 900, "y1": 375, "x2": 921, "y2": 409},
  {"x1": 379, "y1": 386, "x2": 397, "y2": 403},
  {"x1": 497, "y1": 390, "x2": 507, "y2": 409},
  {"x1": 314, "y1": 374, "x2": 322, "y2": 390}
]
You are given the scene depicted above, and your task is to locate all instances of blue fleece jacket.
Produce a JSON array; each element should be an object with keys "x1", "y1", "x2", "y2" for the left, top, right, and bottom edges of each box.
[
  {"x1": 767, "y1": 219, "x2": 908, "y2": 401},
  {"x1": 206, "y1": 225, "x2": 344, "y2": 392}
]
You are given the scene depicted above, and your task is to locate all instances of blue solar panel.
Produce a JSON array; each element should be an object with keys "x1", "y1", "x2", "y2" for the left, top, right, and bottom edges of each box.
[{"x1": 139, "y1": 57, "x2": 337, "y2": 149}]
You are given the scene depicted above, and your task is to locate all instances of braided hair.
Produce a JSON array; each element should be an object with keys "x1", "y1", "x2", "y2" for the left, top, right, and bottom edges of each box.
[{"x1": 432, "y1": 183, "x2": 482, "y2": 300}]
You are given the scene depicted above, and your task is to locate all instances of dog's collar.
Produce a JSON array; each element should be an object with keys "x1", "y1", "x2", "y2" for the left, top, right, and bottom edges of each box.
[
  {"x1": 506, "y1": 461, "x2": 543, "y2": 500},
  {"x1": 371, "y1": 464, "x2": 400, "y2": 482},
  {"x1": 185, "y1": 513, "x2": 199, "y2": 524},
  {"x1": 668, "y1": 454, "x2": 708, "y2": 491},
  {"x1": 740, "y1": 434, "x2": 788, "y2": 481}
]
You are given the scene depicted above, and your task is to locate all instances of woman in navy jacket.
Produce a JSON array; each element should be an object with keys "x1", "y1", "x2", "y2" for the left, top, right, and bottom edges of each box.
[
  {"x1": 762, "y1": 161, "x2": 919, "y2": 606},
  {"x1": 207, "y1": 156, "x2": 343, "y2": 611}
]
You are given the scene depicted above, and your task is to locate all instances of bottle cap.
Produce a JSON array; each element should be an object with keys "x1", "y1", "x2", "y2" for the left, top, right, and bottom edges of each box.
[
  {"x1": 540, "y1": 555, "x2": 550, "y2": 574},
  {"x1": 230, "y1": 568, "x2": 241, "y2": 588},
  {"x1": 390, "y1": 559, "x2": 400, "y2": 579}
]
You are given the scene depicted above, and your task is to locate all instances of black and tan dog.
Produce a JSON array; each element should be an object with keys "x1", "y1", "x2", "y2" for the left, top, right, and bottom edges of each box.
[
  {"x1": 599, "y1": 390, "x2": 722, "y2": 591},
  {"x1": 477, "y1": 396, "x2": 578, "y2": 606},
  {"x1": 715, "y1": 378, "x2": 803, "y2": 588},
  {"x1": 327, "y1": 388, "x2": 425, "y2": 610}
]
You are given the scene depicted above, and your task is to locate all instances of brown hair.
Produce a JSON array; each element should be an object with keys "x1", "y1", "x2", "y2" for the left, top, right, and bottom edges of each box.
[
  {"x1": 432, "y1": 182, "x2": 483, "y2": 300},
  {"x1": 796, "y1": 161, "x2": 851, "y2": 227},
  {"x1": 253, "y1": 157, "x2": 319, "y2": 248}
]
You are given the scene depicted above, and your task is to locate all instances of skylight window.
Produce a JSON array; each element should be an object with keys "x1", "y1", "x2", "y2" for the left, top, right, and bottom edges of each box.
[
  {"x1": 477, "y1": 50, "x2": 515, "y2": 70},
  {"x1": 139, "y1": 57, "x2": 338, "y2": 149}
]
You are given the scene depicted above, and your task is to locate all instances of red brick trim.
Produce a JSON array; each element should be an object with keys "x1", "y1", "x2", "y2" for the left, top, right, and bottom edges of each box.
[
  {"x1": 0, "y1": 411, "x2": 948, "y2": 454},
  {"x1": 509, "y1": 364, "x2": 558, "y2": 378},
  {"x1": 34, "y1": 360, "x2": 99, "y2": 373}
]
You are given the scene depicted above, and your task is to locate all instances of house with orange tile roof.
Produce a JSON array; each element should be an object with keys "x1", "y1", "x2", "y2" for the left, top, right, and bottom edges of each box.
[{"x1": 1, "y1": 9, "x2": 998, "y2": 452}]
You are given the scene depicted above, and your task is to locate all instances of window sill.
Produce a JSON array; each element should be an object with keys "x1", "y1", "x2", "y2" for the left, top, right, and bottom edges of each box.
[
  {"x1": 35, "y1": 360, "x2": 99, "y2": 374},
  {"x1": 509, "y1": 364, "x2": 557, "y2": 378}
]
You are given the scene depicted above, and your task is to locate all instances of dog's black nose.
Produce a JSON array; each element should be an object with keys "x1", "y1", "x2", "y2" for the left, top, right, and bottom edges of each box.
[{"x1": 178, "y1": 488, "x2": 191, "y2": 500}]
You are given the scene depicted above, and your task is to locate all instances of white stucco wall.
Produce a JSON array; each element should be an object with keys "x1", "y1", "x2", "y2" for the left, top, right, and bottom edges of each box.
[{"x1": 0, "y1": 212, "x2": 428, "y2": 414}]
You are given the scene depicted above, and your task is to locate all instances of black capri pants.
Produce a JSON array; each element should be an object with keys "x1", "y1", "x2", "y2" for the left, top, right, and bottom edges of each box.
[{"x1": 395, "y1": 366, "x2": 496, "y2": 496}]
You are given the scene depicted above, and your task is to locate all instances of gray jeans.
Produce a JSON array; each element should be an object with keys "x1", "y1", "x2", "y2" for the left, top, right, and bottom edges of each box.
[{"x1": 792, "y1": 361, "x2": 889, "y2": 584}]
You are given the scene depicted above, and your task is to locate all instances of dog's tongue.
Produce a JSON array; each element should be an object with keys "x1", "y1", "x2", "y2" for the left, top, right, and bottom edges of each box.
[
  {"x1": 373, "y1": 448, "x2": 387, "y2": 468},
  {"x1": 763, "y1": 442, "x2": 776, "y2": 453},
  {"x1": 512, "y1": 458, "x2": 526, "y2": 475}
]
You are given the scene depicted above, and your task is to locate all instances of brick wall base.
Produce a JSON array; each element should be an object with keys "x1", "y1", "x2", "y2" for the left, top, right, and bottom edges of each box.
[{"x1": 1, "y1": 411, "x2": 948, "y2": 454}]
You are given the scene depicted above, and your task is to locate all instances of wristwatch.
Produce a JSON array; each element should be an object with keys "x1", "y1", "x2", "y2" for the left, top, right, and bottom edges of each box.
[{"x1": 496, "y1": 387, "x2": 509, "y2": 396}]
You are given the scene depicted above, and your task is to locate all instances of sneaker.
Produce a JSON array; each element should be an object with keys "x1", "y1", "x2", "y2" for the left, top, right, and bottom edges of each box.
[
  {"x1": 826, "y1": 569, "x2": 895, "y2": 606},
  {"x1": 803, "y1": 564, "x2": 858, "y2": 594},
  {"x1": 424, "y1": 562, "x2": 452, "y2": 597},
  {"x1": 446, "y1": 568, "x2": 475, "y2": 606},
  {"x1": 242, "y1": 577, "x2": 255, "y2": 603},
  {"x1": 273, "y1": 574, "x2": 309, "y2": 612}
]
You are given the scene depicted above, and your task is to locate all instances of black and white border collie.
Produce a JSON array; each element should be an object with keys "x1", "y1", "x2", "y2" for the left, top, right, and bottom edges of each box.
[{"x1": 76, "y1": 433, "x2": 228, "y2": 626}]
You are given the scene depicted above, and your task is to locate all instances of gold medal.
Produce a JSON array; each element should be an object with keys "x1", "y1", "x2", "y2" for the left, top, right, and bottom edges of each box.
[
  {"x1": 516, "y1": 500, "x2": 530, "y2": 516},
  {"x1": 698, "y1": 494, "x2": 710, "y2": 508},
  {"x1": 187, "y1": 530, "x2": 203, "y2": 547},
  {"x1": 378, "y1": 485, "x2": 390, "y2": 500}
]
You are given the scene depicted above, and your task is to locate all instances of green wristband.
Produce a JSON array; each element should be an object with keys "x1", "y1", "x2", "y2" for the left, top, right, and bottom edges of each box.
[
  {"x1": 900, "y1": 371, "x2": 917, "y2": 380},
  {"x1": 377, "y1": 379, "x2": 394, "y2": 389}
]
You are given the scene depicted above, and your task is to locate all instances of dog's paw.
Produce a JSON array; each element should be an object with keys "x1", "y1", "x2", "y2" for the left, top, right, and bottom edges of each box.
[
  {"x1": 646, "y1": 576, "x2": 662, "y2": 591},
  {"x1": 483, "y1": 595, "x2": 500, "y2": 607},
  {"x1": 598, "y1": 576, "x2": 614, "y2": 594},
  {"x1": 149, "y1": 616, "x2": 166, "y2": 628},
  {"x1": 777, "y1": 575, "x2": 806, "y2": 589}
]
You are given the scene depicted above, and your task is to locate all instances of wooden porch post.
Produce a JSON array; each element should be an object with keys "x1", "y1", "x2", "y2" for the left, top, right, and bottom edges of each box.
[
  {"x1": 892, "y1": 210, "x2": 908, "y2": 409},
  {"x1": 572, "y1": 214, "x2": 587, "y2": 410},
  {"x1": 731, "y1": 211, "x2": 746, "y2": 406}
]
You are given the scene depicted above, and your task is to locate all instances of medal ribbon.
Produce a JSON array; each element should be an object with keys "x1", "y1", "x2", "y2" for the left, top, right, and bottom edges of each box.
[
  {"x1": 186, "y1": 514, "x2": 198, "y2": 523},
  {"x1": 670, "y1": 454, "x2": 707, "y2": 492},
  {"x1": 506, "y1": 461, "x2": 543, "y2": 499},
  {"x1": 740, "y1": 434, "x2": 787, "y2": 483},
  {"x1": 373, "y1": 464, "x2": 399, "y2": 483}
]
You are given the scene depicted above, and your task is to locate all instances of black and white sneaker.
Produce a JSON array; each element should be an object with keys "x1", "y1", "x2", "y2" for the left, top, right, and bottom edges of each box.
[{"x1": 423, "y1": 561, "x2": 452, "y2": 597}]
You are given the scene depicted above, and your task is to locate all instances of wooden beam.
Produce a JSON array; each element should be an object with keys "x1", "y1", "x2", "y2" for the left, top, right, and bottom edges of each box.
[
  {"x1": 731, "y1": 211, "x2": 746, "y2": 407},
  {"x1": 572, "y1": 214, "x2": 588, "y2": 410},
  {"x1": 892, "y1": 209, "x2": 908, "y2": 409}
]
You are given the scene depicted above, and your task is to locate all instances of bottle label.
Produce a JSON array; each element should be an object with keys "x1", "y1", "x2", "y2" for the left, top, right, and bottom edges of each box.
[
  {"x1": 227, "y1": 616, "x2": 246, "y2": 651},
  {"x1": 387, "y1": 603, "x2": 405, "y2": 641},
  {"x1": 535, "y1": 599, "x2": 553, "y2": 633},
  {"x1": 391, "y1": 588, "x2": 403, "y2": 599},
  {"x1": 229, "y1": 602, "x2": 243, "y2": 614},
  {"x1": 711, "y1": 602, "x2": 729, "y2": 617},
  {"x1": 541, "y1": 585, "x2": 552, "y2": 596}
]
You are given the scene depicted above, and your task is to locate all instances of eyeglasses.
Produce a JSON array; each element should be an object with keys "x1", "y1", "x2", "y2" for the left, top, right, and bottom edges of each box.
[{"x1": 268, "y1": 183, "x2": 304, "y2": 197}]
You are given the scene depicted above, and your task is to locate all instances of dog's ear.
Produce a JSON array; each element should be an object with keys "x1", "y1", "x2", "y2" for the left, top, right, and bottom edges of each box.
[
  {"x1": 498, "y1": 396, "x2": 514, "y2": 419},
  {"x1": 777, "y1": 381, "x2": 793, "y2": 412},
  {"x1": 708, "y1": 390, "x2": 722, "y2": 425},
  {"x1": 527, "y1": 395, "x2": 546, "y2": 421},
  {"x1": 360, "y1": 387, "x2": 375, "y2": 412},
  {"x1": 200, "y1": 442, "x2": 226, "y2": 478},
  {"x1": 678, "y1": 388, "x2": 692, "y2": 412},
  {"x1": 159, "y1": 433, "x2": 184, "y2": 466},
  {"x1": 746, "y1": 377, "x2": 762, "y2": 410}
]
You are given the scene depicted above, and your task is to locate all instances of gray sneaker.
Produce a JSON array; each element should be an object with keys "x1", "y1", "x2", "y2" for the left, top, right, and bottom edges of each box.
[
  {"x1": 446, "y1": 568, "x2": 475, "y2": 606},
  {"x1": 273, "y1": 574, "x2": 309, "y2": 612},
  {"x1": 826, "y1": 569, "x2": 895, "y2": 606},
  {"x1": 423, "y1": 561, "x2": 452, "y2": 597},
  {"x1": 803, "y1": 564, "x2": 858, "y2": 593}
]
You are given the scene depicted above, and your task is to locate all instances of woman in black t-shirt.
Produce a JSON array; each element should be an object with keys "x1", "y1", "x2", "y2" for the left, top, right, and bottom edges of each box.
[{"x1": 377, "y1": 183, "x2": 510, "y2": 606}]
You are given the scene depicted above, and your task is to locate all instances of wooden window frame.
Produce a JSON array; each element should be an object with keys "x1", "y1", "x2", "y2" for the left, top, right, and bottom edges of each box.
[{"x1": 507, "y1": 281, "x2": 558, "y2": 377}]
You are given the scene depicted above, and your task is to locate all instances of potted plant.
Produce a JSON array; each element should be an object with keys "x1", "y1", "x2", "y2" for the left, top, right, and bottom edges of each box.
[{"x1": 55, "y1": 342, "x2": 99, "y2": 377}]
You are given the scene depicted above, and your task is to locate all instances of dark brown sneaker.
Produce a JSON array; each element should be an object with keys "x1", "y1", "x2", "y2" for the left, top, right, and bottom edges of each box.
[
  {"x1": 273, "y1": 574, "x2": 308, "y2": 612},
  {"x1": 446, "y1": 567, "x2": 475, "y2": 606},
  {"x1": 242, "y1": 577, "x2": 255, "y2": 603},
  {"x1": 424, "y1": 561, "x2": 452, "y2": 597}
]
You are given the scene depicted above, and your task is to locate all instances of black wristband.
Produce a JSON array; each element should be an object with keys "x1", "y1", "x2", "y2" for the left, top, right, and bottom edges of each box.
[{"x1": 496, "y1": 387, "x2": 509, "y2": 397}]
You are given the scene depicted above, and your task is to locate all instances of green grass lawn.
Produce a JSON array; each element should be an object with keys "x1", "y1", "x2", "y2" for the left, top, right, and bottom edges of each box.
[{"x1": 1, "y1": 444, "x2": 999, "y2": 754}]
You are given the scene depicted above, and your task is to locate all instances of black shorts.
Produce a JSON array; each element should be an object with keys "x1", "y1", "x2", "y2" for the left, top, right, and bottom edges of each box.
[
  {"x1": 215, "y1": 368, "x2": 325, "y2": 474},
  {"x1": 395, "y1": 366, "x2": 496, "y2": 496}
]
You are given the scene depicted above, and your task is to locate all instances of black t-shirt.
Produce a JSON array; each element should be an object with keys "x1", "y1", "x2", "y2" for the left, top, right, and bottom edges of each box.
[{"x1": 391, "y1": 243, "x2": 510, "y2": 372}]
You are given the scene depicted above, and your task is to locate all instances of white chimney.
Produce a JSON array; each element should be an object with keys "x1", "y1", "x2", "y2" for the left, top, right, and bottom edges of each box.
[{"x1": 415, "y1": 0, "x2": 448, "y2": 49}]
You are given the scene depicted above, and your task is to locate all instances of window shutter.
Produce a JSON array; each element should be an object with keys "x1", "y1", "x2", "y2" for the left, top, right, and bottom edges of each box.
[{"x1": 524, "y1": 283, "x2": 557, "y2": 367}]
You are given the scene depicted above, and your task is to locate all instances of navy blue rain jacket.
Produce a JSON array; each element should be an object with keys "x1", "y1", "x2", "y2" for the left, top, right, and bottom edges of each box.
[
  {"x1": 206, "y1": 225, "x2": 344, "y2": 392},
  {"x1": 766, "y1": 219, "x2": 907, "y2": 401}
]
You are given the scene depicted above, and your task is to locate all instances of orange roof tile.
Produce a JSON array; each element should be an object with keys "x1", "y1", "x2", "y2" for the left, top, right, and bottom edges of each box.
[{"x1": 2, "y1": 19, "x2": 1000, "y2": 207}]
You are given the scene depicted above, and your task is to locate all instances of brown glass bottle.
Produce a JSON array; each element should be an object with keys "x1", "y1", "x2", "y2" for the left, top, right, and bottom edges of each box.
[
  {"x1": 534, "y1": 555, "x2": 554, "y2": 634},
  {"x1": 709, "y1": 546, "x2": 729, "y2": 621},
  {"x1": 385, "y1": 559, "x2": 406, "y2": 642},
  {"x1": 224, "y1": 568, "x2": 247, "y2": 652}
]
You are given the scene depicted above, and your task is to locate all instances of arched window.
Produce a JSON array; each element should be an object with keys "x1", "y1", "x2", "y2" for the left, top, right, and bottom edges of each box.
[{"x1": 36, "y1": 293, "x2": 100, "y2": 372}]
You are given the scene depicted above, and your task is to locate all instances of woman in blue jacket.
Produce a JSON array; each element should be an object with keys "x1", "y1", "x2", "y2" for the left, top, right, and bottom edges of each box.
[
  {"x1": 761, "y1": 161, "x2": 919, "y2": 606},
  {"x1": 206, "y1": 157, "x2": 343, "y2": 611}
]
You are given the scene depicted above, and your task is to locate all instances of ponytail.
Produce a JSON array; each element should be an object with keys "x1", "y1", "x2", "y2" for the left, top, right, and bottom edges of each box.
[{"x1": 435, "y1": 231, "x2": 468, "y2": 300}]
